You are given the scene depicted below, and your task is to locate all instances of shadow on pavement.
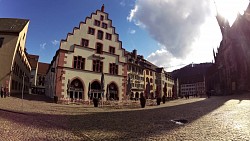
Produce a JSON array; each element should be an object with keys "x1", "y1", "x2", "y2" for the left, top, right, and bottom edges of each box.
[
  {"x1": 0, "y1": 92, "x2": 249, "y2": 140},
  {"x1": 10, "y1": 93, "x2": 54, "y2": 103}
]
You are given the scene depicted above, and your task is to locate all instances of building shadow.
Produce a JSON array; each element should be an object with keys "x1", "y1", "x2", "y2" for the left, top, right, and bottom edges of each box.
[
  {"x1": 10, "y1": 93, "x2": 54, "y2": 103},
  {"x1": 0, "y1": 92, "x2": 249, "y2": 140}
]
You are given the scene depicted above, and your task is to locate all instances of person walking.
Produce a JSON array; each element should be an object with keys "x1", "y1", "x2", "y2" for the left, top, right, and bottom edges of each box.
[
  {"x1": 3, "y1": 87, "x2": 6, "y2": 98},
  {"x1": 0, "y1": 86, "x2": 3, "y2": 98}
]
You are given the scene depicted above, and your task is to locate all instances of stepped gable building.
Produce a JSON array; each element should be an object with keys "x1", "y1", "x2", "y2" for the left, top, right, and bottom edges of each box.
[
  {"x1": 209, "y1": 3, "x2": 250, "y2": 94},
  {"x1": 172, "y1": 63, "x2": 212, "y2": 97},
  {"x1": 45, "y1": 5, "x2": 127, "y2": 101},
  {"x1": 0, "y1": 18, "x2": 31, "y2": 95}
]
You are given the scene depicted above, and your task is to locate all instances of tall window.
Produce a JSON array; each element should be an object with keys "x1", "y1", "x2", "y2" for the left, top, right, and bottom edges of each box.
[
  {"x1": 88, "y1": 27, "x2": 95, "y2": 35},
  {"x1": 102, "y1": 23, "x2": 107, "y2": 29},
  {"x1": 73, "y1": 56, "x2": 85, "y2": 70},
  {"x1": 81, "y1": 39, "x2": 89, "y2": 47},
  {"x1": 96, "y1": 43, "x2": 103, "y2": 54},
  {"x1": 93, "y1": 60, "x2": 103, "y2": 72},
  {"x1": 106, "y1": 33, "x2": 112, "y2": 40},
  {"x1": 109, "y1": 63, "x2": 118, "y2": 75},
  {"x1": 97, "y1": 30, "x2": 103, "y2": 40},
  {"x1": 94, "y1": 20, "x2": 101, "y2": 26},
  {"x1": 0, "y1": 37, "x2": 4, "y2": 48},
  {"x1": 109, "y1": 46, "x2": 115, "y2": 54}
]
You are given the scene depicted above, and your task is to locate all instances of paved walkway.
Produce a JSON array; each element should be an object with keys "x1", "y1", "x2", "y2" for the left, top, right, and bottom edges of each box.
[{"x1": 0, "y1": 93, "x2": 249, "y2": 140}]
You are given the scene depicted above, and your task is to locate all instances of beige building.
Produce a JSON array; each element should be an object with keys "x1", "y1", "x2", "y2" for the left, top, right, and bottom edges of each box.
[
  {"x1": 126, "y1": 50, "x2": 144, "y2": 99},
  {"x1": 165, "y1": 72, "x2": 174, "y2": 98},
  {"x1": 27, "y1": 54, "x2": 39, "y2": 93},
  {"x1": 142, "y1": 60, "x2": 156, "y2": 99},
  {"x1": 45, "y1": 5, "x2": 127, "y2": 102},
  {"x1": 36, "y1": 62, "x2": 49, "y2": 95},
  {"x1": 0, "y1": 18, "x2": 31, "y2": 95},
  {"x1": 155, "y1": 68, "x2": 174, "y2": 98}
]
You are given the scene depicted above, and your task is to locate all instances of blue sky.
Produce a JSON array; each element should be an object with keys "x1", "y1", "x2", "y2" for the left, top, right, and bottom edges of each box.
[
  {"x1": 1, "y1": 0, "x2": 249, "y2": 71},
  {"x1": 0, "y1": 0, "x2": 157, "y2": 65}
]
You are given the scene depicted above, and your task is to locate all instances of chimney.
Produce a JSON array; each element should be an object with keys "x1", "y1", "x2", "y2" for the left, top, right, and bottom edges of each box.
[
  {"x1": 101, "y1": 4, "x2": 105, "y2": 12},
  {"x1": 132, "y1": 49, "x2": 137, "y2": 59}
]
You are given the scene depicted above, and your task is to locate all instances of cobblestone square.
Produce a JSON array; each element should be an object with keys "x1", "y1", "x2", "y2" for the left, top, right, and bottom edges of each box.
[{"x1": 0, "y1": 93, "x2": 250, "y2": 141}]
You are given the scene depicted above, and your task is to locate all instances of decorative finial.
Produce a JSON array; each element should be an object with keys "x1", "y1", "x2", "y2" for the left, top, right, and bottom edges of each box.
[{"x1": 101, "y1": 4, "x2": 105, "y2": 12}]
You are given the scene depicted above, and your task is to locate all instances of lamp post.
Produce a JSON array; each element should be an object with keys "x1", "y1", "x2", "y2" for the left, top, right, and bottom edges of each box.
[{"x1": 21, "y1": 73, "x2": 26, "y2": 111}]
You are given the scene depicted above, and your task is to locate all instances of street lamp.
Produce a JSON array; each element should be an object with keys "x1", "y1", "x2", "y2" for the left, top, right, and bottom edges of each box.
[{"x1": 21, "y1": 73, "x2": 26, "y2": 111}]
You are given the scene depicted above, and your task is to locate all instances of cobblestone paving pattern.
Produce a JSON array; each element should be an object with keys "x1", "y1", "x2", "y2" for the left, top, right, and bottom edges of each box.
[{"x1": 0, "y1": 93, "x2": 249, "y2": 141}]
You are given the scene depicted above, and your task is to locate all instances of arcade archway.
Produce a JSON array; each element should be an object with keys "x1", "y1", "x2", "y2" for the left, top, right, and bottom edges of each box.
[
  {"x1": 107, "y1": 83, "x2": 119, "y2": 100},
  {"x1": 69, "y1": 79, "x2": 84, "y2": 100},
  {"x1": 90, "y1": 81, "x2": 103, "y2": 100}
]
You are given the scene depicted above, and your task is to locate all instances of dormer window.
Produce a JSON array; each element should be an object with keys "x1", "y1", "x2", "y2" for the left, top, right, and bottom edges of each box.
[
  {"x1": 102, "y1": 23, "x2": 108, "y2": 29},
  {"x1": 106, "y1": 33, "x2": 112, "y2": 40},
  {"x1": 94, "y1": 20, "x2": 101, "y2": 27},
  {"x1": 81, "y1": 38, "x2": 89, "y2": 47},
  {"x1": 100, "y1": 15, "x2": 104, "y2": 21},
  {"x1": 88, "y1": 27, "x2": 95, "y2": 35},
  {"x1": 109, "y1": 46, "x2": 115, "y2": 54}
]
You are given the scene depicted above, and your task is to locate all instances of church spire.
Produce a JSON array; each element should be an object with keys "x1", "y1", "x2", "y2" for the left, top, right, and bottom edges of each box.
[
  {"x1": 245, "y1": 1, "x2": 250, "y2": 13},
  {"x1": 213, "y1": 48, "x2": 216, "y2": 62},
  {"x1": 101, "y1": 4, "x2": 105, "y2": 12},
  {"x1": 213, "y1": 0, "x2": 230, "y2": 37}
]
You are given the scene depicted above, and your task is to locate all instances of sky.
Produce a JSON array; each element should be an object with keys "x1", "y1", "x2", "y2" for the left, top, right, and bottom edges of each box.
[{"x1": 0, "y1": 0, "x2": 249, "y2": 71}]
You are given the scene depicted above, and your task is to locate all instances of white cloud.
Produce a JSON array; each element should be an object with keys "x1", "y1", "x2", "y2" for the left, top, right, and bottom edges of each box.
[
  {"x1": 120, "y1": 0, "x2": 126, "y2": 7},
  {"x1": 40, "y1": 43, "x2": 46, "y2": 49},
  {"x1": 128, "y1": 28, "x2": 136, "y2": 34},
  {"x1": 127, "y1": 5, "x2": 138, "y2": 22},
  {"x1": 128, "y1": 0, "x2": 212, "y2": 58},
  {"x1": 51, "y1": 40, "x2": 59, "y2": 46},
  {"x1": 129, "y1": 0, "x2": 223, "y2": 71}
]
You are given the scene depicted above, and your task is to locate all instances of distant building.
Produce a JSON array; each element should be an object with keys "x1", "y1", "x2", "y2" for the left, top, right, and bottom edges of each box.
[
  {"x1": 141, "y1": 59, "x2": 157, "y2": 99},
  {"x1": 36, "y1": 62, "x2": 49, "y2": 95},
  {"x1": 27, "y1": 54, "x2": 39, "y2": 93},
  {"x1": 172, "y1": 63, "x2": 212, "y2": 97},
  {"x1": 209, "y1": 3, "x2": 250, "y2": 94},
  {"x1": 45, "y1": 5, "x2": 127, "y2": 101},
  {"x1": 0, "y1": 18, "x2": 31, "y2": 95},
  {"x1": 155, "y1": 68, "x2": 174, "y2": 98},
  {"x1": 126, "y1": 50, "x2": 145, "y2": 99}
]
